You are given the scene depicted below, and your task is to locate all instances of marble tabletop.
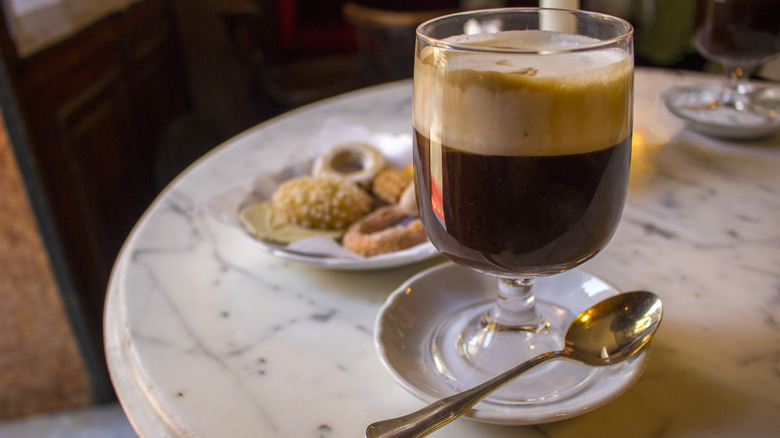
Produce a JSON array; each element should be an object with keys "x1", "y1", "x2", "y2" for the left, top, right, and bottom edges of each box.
[{"x1": 104, "y1": 67, "x2": 780, "y2": 438}]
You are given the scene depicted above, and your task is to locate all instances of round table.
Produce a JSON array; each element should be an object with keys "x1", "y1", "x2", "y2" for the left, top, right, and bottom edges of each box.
[{"x1": 105, "y1": 67, "x2": 780, "y2": 437}]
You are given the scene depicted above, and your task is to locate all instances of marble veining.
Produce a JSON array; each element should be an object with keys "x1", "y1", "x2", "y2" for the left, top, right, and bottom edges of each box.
[{"x1": 105, "y1": 70, "x2": 780, "y2": 437}]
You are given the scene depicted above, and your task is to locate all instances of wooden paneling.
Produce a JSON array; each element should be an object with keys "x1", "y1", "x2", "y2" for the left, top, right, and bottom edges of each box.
[{"x1": 52, "y1": 67, "x2": 142, "y2": 290}]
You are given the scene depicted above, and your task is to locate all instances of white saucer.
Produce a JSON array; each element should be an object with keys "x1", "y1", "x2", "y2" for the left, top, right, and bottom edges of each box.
[
  {"x1": 375, "y1": 262, "x2": 650, "y2": 425},
  {"x1": 663, "y1": 84, "x2": 780, "y2": 140}
]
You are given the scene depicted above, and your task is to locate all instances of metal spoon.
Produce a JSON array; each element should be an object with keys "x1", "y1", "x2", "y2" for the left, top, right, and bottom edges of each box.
[{"x1": 366, "y1": 290, "x2": 663, "y2": 438}]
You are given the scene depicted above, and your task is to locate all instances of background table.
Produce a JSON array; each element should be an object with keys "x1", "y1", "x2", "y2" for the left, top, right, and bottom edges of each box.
[{"x1": 105, "y1": 67, "x2": 780, "y2": 437}]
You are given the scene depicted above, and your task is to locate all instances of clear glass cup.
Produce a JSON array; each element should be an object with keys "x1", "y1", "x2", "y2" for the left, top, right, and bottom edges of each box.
[{"x1": 413, "y1": 8, "x2": 634, "y2": 404}]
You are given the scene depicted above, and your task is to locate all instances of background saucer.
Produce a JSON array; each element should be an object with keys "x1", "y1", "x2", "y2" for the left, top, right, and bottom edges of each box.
[
  {"x1": 663, "y1": 84, "x2": 780, "y2": 140},
  {"x1": 375, "y1": 262, "x2": 651, "y2": 425}
]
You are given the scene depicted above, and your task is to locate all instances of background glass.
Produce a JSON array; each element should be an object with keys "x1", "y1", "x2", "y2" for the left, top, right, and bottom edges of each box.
[{"x1": 693, "y1": 0, "x2": 780, "y2": 114}]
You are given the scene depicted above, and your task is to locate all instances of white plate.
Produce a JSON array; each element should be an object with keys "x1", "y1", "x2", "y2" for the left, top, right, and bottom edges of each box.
[
  {"x1": 375, "y1": 262, "x2": 651, "y2": 425},
  {"x1": 663, "y1": 84, "x2": 780, "y2": 140},
  {"x1": 246, "y1": 237, "x2": 439, "y2": 270},
  {"x1": 218, "y1": 119, "x2": 440, "y2": 270}
]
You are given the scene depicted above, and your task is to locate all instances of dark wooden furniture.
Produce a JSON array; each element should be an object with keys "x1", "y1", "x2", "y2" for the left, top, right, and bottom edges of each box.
[{"x1": 0, "y1": 0, "x2": 191, "y2": 398}]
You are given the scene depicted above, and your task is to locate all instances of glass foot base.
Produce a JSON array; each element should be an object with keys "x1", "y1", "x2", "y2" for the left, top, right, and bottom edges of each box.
[{"x1": 430, "y1": 299, "x2": 598, "y2": 405}]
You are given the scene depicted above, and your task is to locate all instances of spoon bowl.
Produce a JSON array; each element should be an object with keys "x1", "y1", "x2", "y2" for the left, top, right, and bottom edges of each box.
[
  {"x1": 367, "y1": 290, "x2": 663, "y2": 438},
  {"x1": 565, "y1": 291, "x2": 663, "y2": 366}
]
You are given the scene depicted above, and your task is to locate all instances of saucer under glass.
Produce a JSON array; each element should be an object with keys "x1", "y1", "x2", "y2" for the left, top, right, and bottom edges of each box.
[{"x1": 375, "y1": 262, "x2": 651, "y2": 425}]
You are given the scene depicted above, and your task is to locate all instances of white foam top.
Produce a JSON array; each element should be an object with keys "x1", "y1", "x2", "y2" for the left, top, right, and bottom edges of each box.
[
  {"x1": 443, "y1": 31, "x2": 626, "y2": 76},
  {"x1": 414, "y1": 30, "x2": 633, "y2": 156}
]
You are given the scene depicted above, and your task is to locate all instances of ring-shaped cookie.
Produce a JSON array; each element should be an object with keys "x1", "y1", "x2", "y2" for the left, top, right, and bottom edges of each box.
[
  {"x1": 342, "y1": 206, "x2": 426, "y2": 257},
  {"x1": 312, "y1": 142, "x2": 386, "y2": 187}
]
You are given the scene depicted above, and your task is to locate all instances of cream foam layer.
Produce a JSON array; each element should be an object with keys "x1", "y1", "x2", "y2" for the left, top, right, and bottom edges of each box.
[{"x1": 413, "y1": 30, "x2": 633, "y2": 156}]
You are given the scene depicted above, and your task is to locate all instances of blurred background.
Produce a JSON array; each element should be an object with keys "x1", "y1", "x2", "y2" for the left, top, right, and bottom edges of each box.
[{"x1": 0, "y1": 0, "x2": 776, "y2": 435}]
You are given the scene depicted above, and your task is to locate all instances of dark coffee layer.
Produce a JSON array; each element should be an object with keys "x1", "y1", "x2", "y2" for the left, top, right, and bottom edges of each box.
[{"x1": 415, "y1": 131, "x2": 631, "y2": 277}]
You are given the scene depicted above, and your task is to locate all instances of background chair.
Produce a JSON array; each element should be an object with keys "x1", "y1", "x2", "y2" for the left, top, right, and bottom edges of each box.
[{"x1": 343, "y1": 1, "x2": 460, "y2": 84}]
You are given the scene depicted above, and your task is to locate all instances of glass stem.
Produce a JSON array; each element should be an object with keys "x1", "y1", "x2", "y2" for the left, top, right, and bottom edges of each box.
[
  {"x1": 481, "y1": 277, "x2": 549, "y2": 333},
  {"x1": 722, "y1": 63, "x2": 755, "y2": 111}
]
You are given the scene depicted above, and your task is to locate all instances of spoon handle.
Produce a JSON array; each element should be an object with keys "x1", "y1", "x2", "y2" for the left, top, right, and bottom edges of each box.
[{"x1": 366, "y1": 350, "x2": 564, "y2": 438}]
